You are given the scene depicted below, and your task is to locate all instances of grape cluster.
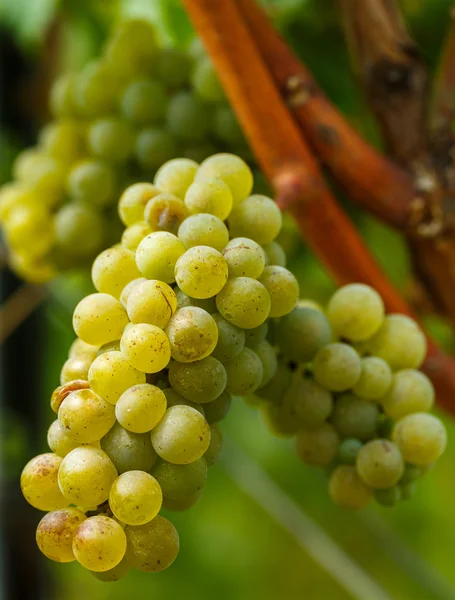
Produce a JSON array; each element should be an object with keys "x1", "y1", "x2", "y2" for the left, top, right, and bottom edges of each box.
[
  {"x1": 0, "y1": 19, "x2": 249, "y2": 283},
  {"x1": 252, "y1": 284, "x2": 447, "y2": 509},
  {"x1": 20, "y1": 152, "x2": 299, "y2": 580}
]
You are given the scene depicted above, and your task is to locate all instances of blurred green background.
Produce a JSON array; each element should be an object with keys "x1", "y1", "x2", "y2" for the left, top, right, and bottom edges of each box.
[{"x1": 2, "y1": 1, "x2": 455, "y2": 599}]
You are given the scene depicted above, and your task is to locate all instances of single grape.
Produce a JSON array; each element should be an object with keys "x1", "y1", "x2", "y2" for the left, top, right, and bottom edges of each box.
[
  {"x1": 392, "y1": 413, "x2": 447, "y2": 465},
  {"x1": 184, "y1": 177, "x2": 233, "y2": 220},
  {"x1": 127, "y1": 279, "x2": 177, "y2": 328},
  {"x1": 263, "y1": 400, "x2": 300, "y2": 437},
  {"x1": 175, "y1": 288, "x2": 217, "y2": 312},
  {"x1": 356, "y1": 439, "x2": 404, "y2": 489},
  {"x1": 400, "y1": 463, "x2": 423, "y2": 484},
  {"x1": 68, "y1": 338, "x2": 99, "y2": 360},
  {"x1": 96, "y1": 340, "x2": 121, "y2": 356},
  {"x1": 4, "y1": 205, "x2": 54, "y2": 257},
  {"x1": 87, "y1": 118, "x2": 134, "y2": 163},
  {"x1": 202, "y1": 391, "x2": 232, "y2": 424},
  {"x1": 73, "y1": 293, "x2": 129, "y2": 346},
  {"x1": 36, "y1": 508, "x2": 86, "y2": 562},
  {"x1": 118, "y1": 182, "x2": 161, "y2": 226},
  {"x1": 154, "y1": 158, "x2": 198, "y2": 199},
  {"x1": 67, "y1": 159, "x2": 115, "y2": 207},
  {"x1": 296, "y1": 423, "x2": 339, "y2": 466},
  {"x1": 274, "y1": 307, "x2": 332, "y2": 363},
  {"x1": 74, "y1": 60, "x2": 119, "y2": 116},
  {"x1": 48, "y1": 419, "x2": 84, "y2": 457},
  {"x1": 352, "y1": 356, "x2": 392, "y2": 400},
  {"x1": 120, "y1": 278, "x2": 148, "y2": 309},
  {"x1": 167, "y1": 92, "x2": 211, "y2": 141},
  {"x1": 216, "y1": 277, "x2": 271, "y2": 329},
  {"x1": 109, "y1": 471, "x2": 162, "y2": 526},
  {"x1": 195, "y1": 153, "x2": 253, "y2": 204},
  {"x1": 144, "y1": 193, "x2": 189, "y2": 234},
  {"x1": 21, "y1": 453, "x2": 69, "y2": 511},
  {"x1": 54, "y1": 203, "x2": 104, "y2": 258},
  {"x1": 256, "y1": 362, "x2": 293, "y2": 402},
  {"x1": 331, "y1": 394, "x2": 379, "y2": 441},
  {"x1": 88, "y1": 351, "x2": 146, "y2": 405},
  {"x1": 72, "y1": 515, "x2": 127, "y2": 572},
  {"x1": 116, "y1": 384, "x2": 167, "y2": 433},
  {"x1": 211, "y1": 313, "x2": 245, "y2": 362},
  {"x1": 155, "y1": 48, "x2": 192, "y2": 87},
  {"x1": 329, "y1": 465, "x2": 372, "y2": 509},
  {"x1": 58, "y1": 388, "x2": 116, "y2": 443},
  {"x1": 125, "y1": 516, "x2": 179, "y2": 572},
  {"x1": 136, "y1": 231, "x2": 185, "y2": 282},
  {"x1": 101, "y1": 422, "x2": 158, "y2": 474},
  {"x1": 222, "y1": 237, "x2": 266, "y2": 279},
  {"x1": 49, "y1": 72, "x2": 78, "y2": 117},
  {"x1": 337, "y1": 438, "x2": 363, "y2": 465},
  {"x1": 224, "y1": 347, "x2": 264, "y2": 395},
  {"x1": 169, "y1": 357, "x2": 227, "y2": 403},
  {"x1": 165, "y1": 307, "x2": 218, "y2": 363},
  {"x1": 39, "y1": 120, "x2": 84, "y2": 161},
  {"x1": 263, "y1": 241, "x2": 286, "y2": 267},
  {"x1": 136, "y1": 128, "x2": 178, "y2": 172},
  {"x1": 374, "y1": 486, "x2": 401, "y2": 507},
  {"x1": 191, "y1": 57, "x2": 224, "y2": 103},
  {"x1": 104, "y1": 19, "x2": 158, "y2": 75},
  {"x1": 60, "y1": 354, "x2": 93, "y2": 384},
  {"x1": 92, "y1": 246, "x2": 141, "y2": 300},
  {"x1": 258, "y1": 266, "x2": 299, "y2": 318},
  {"x1": 152, "y1": 458, "x2": 207, "y2": 502},
  {"x1": 120, "y1": 78, "x2": 168, "y2": 124},
  {"x1": 92, "y1": 557, "x2": 131, "y2": 582},
  {"x1": 50, "y1": 380, "x2": 90, "y2": 414},
  {"x1": 178, "y1": 213, "x2": 229, "y2": 251},
  {"x1": 120, "y1": 323, "x2": 171, "y2": 374},
  {"x1": 287, "y1": 375, "x2": 333, "y2": 428},
  {"x1": 121, "y1": 222, "x2": 154, "y2": 252},
  {"x1": 229, "y1": 195, "x2": 282, "y2": 244},
  {"x1": 313, "y1": 343, "x2": 361, "y2": 392},
  {"x1": 381, "y1": 369, "x2": 434, "y2": 419},
  {"x1": 204, "y1": 424, "x2": 223, "y2": 466},
  {"x1": 175, "y1": 246, "x2": 228, "y2": 300},
  {"x1": 163, "y1": 387, "x2": 205, "y2": 416},
  {"x1": 212, "y1": 106, "x2": 244, "y2": 145}
]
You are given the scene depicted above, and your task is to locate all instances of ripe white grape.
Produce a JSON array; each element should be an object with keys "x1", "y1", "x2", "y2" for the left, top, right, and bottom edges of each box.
[
  {"x1": 175, "y1": 246, "x2": 228, "y2": 299},
  {"x1": 116, "y1": 384, "x2": 167, "y2": 433},
  {"x1": 36, "y1": 508, "x2": 86, "y2": 562},
  {"x1": 392, "y1": 413, "x2": 447, "y2": 465},
  {"x1": 88, "y1": 351, "x2": 146, "y2": 404},
  {"x1": 72, "y1": 515, "x2": 127, "y2": 572},
  {"x1": 72, "y1": 293, "x2": 129, "y2": 346},
  {"x1": 120, "y1": 323, "x2": 171, "y2": 373},
  {"x1": 91, "y1": 246, "x2": 141, "y2": 300},
  {"x1": 21, "y1": 453, "x2": 69, "y2": 511},
  {"x1": 229, "y1": 195, "x2": 282, "y2": 244},
  {"x1": 126, "y1": 279, "x2": 177, "y2": 328},
  {"x1": 136, "y1": 231, "x2": 185, "y2": 282},
  {"x1": 216, "y1": 277, "x2": 271, "y2": 329},
  {"x1": 195, "y1": 153, "x2": 253, "y2": 204},
  {"x1": 109, "y1": 470, "x2": 162, "y2": 525}
]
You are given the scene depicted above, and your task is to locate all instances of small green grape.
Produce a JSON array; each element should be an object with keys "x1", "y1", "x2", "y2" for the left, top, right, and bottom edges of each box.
[
  {"x1": 381, "y1": 369, "x2": 434, "y2": 419},
  {"x1": 167, "y1": 92, "x2": 210, "y2": 142},
  {"x1": 356, "y1": 439, "x2": 404, "y2": 489},
  {"x1": 216, "y1": 277, "x2": 271, "y2": 329},
  {"x1": 337, "y1": 438, "x2": 363, "y2": 465},
  {"x1": 152, "y1": 458, "x2": 207, "y2": 502},
  {"x1": 125, "y1": 516, "x2": 179, "y2": 573},
  {"x1": 118, "y1": 182, "x2": 161, "y2": 226},
  {"x1": 229, "y1": 195, "x2": 282, "y2": 244},
  {"x1": 21, "y1": 453, "x2": 69, "y2": 511},
  {"x1": 121, "y1": 323, "x2": 171, "y2": 374},
  {"x1": 144, "y1": 193, "x2": 188, "y2": 234},
  {"x1": 92, "y1": 246, "x2": 141, "y2": 300},
  {"x1": 203, "y1": 391, "x2": 232, "y2": 424},
  {"x1": 165, "y1": 307, "x2": 218, "y2": 363},
  {"x1": 263, "y1": 241, "x2": 286, "y2": 267},
  {"x1": 222, "y1": 237, "x2": 266, "y2": 279},
  {"x1": 116, "y1": 384, "x2": 167, "y2": 433},
  {"x1": 195, "y1": 153, "x2": 253, "y2": 204},
  {"x1": 72, "y1": 515, "x2": 127, "y2": 572},
  {"x1": 204, "y1": 424, "x2": 223, "y2": 466},
  {"x1": 191, "y1": 57, "x2": 224, "y2": 103},
  {"x1": 374, "y1": 486, "x2": 401, "y2": 507},
  {"x1": 121, "y1": 222, "x2": 154, "y2": 251},
  {"x1": 392, "y1": 413, "x2": 447, "y2": 465},
  {"x1": 120, "y1": 78, "x2": 168, "y2": 124},
  {"x1": 211, "y1": 313, "x2": 245, "y2": 362},
  {"x1": 36, "y1": 508, "x2": 86, "y2": 562},
  {"x1": 258, "y1": 266, "x2": 299, "y2": 318},
  {"x1": 54, "y1": 203, "x2": 104, "y2": 258},
  {"x1": 163, "y1": 387, "x2": 205, "y2": 416},
  {"x1": 312, "y1": 343, "x2": 362, "y2": 392},
  {"x1": 184, "y1": 177, "x2": 233, "y2": 220},
  {"x1": 253, "y1": 340, "x2": 278, "y2": 388},
  {"x1": 175, "y1": 246, "x2": 228, "y2": 299},
  {"x1": 178, "y1": 213, "x2": 229, "y2": 251},
  {"x1": 88, "y1": 351, "x2": 146, "y2": 405},
  {"x1": 109, "y1": 471, "x2": 162, "y2": 526},
  {"x1": 87, "y1": 118, "x2": 134, "y2": 163},
  {"x1": 352, "y1": 356, "x2": 392, "y2": 399},
  {"x1": 73, "y1": 293, "x2": 129, "y2": 347},
  {"x1": 329, "y1": 465, "x2": 372, "y2": 509},
  {"x1": 67, "y1": 159, "x2": 115, "y2": 208},
  {"x1": 224, "y1": 347, "x2": 264, "y2": 395},
  {"x1": 101, "y1": 422, "x2": 157, "y2": 474},
  {"x1": 136, "y1": 231, "x2": 185, "y2": 282},
  {"x1": 127, "y1": 279, "x2": 177, "y2": 328},
  {"x1": 287, "y1": 375, "x2": 333, "y2": 428},
  {"x1": 331, "y1": 394, "x2": 379, "y2": 441},
  {"x1": 295, "y1": 423, "x2": 339, "y2": 467},
  {"x1": 169, "y1": 356, "x2": 227, "y2": 403},
  {"x1": 58, "y1": 388, "x2": 116, "y2": 442},
  {"x1": 60, "y1": 354, "x2": 92, "y2": 384},
  {"x1": 275, "y1": 307, "x2": 332, "y2": 363}
]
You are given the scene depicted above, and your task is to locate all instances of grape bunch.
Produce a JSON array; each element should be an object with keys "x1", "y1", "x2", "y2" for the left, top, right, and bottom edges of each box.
[
  {"x1": 20, "y1": 152, "x2": 299, "y2": 581},
  {"x1": 251, "y1": 284, "x2": 447, "y2": 509},
  {"x1": 0, "y1": 19, "x2": 249, "y2": 283}
]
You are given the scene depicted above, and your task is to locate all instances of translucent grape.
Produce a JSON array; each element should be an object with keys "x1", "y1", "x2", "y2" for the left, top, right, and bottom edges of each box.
[
  {"x1": 155, "y1": 48, "x2": 192, "y2": 87},
  {"x1": 120, "y1": 78, "x2": 168, "y2": 124},
  {"x1": 116, "y1": 384, "x2": 167, "y2": 433},
  {"x1": 331, "y1": 393, "x2": 379, "y2": 441},
  {"x1": 150, "y1": 405, "x2": 211, "y2": 464},
  {"x1": 178, "y1": 213, "x2": 229, "y2": 251},
  {"x1": 120, "y1": 277, "x2": 148, "y2": 309},
  {"x1": 367, "y1": 314, "x2": 427, "y2": 371},
  {"x1": 287, "y1": 375, "x2": 333, "y2": 428},
  {"x1": 229, "y1": 195, "x2": 282, "y2": 244},
  {"x1": 51, "y1": 381, "x2": 90, "y2": 414},
  {"x1": 127, "y1": 279, "x2": 177, "y2": 328},
  {"x1": 87, "y1": 118, "x2": 134, "y2": 163},
  {"x1": 204, "y1": 424, "x2": 223, "y2": 466},
  {"x1": 73, "y1": 293, "x2": 129, "y2": 346},
  {"x1": 211, "y1": 313, "x2": 245, "y2": 362},
  {"x1": 48, "y1": 420, "x2": 83, "y2": 457},
  {"x1": 136, "y1": 128, "x2": 178, "y2": 172},
  {"x1": 60, "y1": 354, "x2": 92, "y2": 384},
  {"x1": 167, "y1": 92, "x2": 210, "y2": 141},
  {"x1": 97, "y1": 340, "x2": 121, "y2": 356},
  {"x1": 36, "y1": 508, "x2": 86, "y2": 562},
  {"x1": 58, "y1": 389, "x2": 115, "y2": 443},
  {"x1": 175, "y1": 246, "x2": 228, "y2": 299},
  {"x1": 222, "y1": 237, "x2": 265, "y2": 279},
  {"x1": 253, "y1": 341, "x2": 278, "y2": 388},
  {"x1": 92, "y1": 247, "x2": 141, "y2": 300},
  {"x1": 275, "y1": 307, "x2": 332, "y2": 363},
  {"x1": 202, "y1": 391, "x2": 232, "y2": 424},
  {"x1": 154, "y1": 158, "x2": 198, "y2": 199},
  {"x1": 184, "y1": 177, "x2": 233, "y2": 220},
  {"x1": 337, "y1": 438, "x2": 363, "y2": 465},
  {"x1": 49, "y1": 72, "x2": 78, "y2": 117},
  {"x1": 144, "y1": 193, "x2": 189, "y2": 234},
  {"x1": 258, "y1": 266, "x2": 299, "y2": 318},
  {"x1": 195, "y1": 153, "x2": 253, "y2": 204},
  {"x1": 121, "y1": 323, "x2": 171, "y2": 374},
  {"x1": 295, "y1": 423, "x2": 339, "y2": 466},
  {"x1": 152, "y1": 458, "x2": 207, "y2": 502},
  {"x1": 163, "y1": 387, "x2": 205, "y2": 416},
  {"x1": 312, "y1": 343, "x2": 361, "y2": 392},
  {"x1": 39, "y1": 120, "x2": 84, "y2": 161},
  {"x1": 381, "y1": 369, "x2": 434, "y2": 419},
  {"x1": 21, "y1": 453, "x2": 69, "y2": 511},
  {"x1": 263, "y1": 241, "x2": 286, "y2": 267},
  {"x1": 109, "y1": 471, "x2": 162, "y2": 526},
  {"x1": 191, "y1": 57, "x2": 224, "y2": 103},
  {"x1": 175, "y1": 288, "x2": 217, "y2": 313},
  {"x1": 352, "y1": 356, "x2": 392, "y2": 400},
  {"x1": 264, "y1": 400, "x2": 299, "y2": 438},
  {"x1": 54, "y1": 203, "x2": 104, "y2": 258},
  {"x1": 73, "y1": 515, "x2": 127, "y2": 572},
  {"x1": 88, "y1": 351, "x2": 146, "y2": 405},
  {"x1": 4, "y1": 205, "x2": 54, "y2": 257},
  {"x1": 392, "y1": 413, "x2": 447, "y2": 465},
  {"x1": 169, "y1": 357, "x2": 227, "y2": 403},
  {"x1": 356, "y1": 439, "x2": 404, "y2": 489},
  {"x1": 165, "y1": 307, "x2": 218, "y2": 362},
  {"x1": 118, "y1": 182, "x2": 161, "y2": 226},
  {"x1": 58, "y1": 447, "x2": 117, "y2": 505},
  {"x1": 121, "y1": 222, "x2": 154, "y2": 252},
  {"x1": 125, "y1": 516, "x2": 179, "y2": 572},
  {"x1": 329, "y1": 465, "x2": 372, "y2": 509},
  {"x1": 68, "y1": 338, "x2": 99, "y2": 360},
  {"x1": 216, "y1": 277, "x2": 271, "y2": 329},
  {"x1": 104, "y1": 19, "x2": 157, "y2": 75},
  {"x1": 136, "y1": 231, "x2": 185, "y2": 282},
  {"x1": 224, "y1": 347, "x2": 263, "y2": 395},
  {"x1": 101, "y1": 422, "x2": 157, "y2": 474},
  {"x1": 92, "y1": 557, "x2": 131, "y2": 582},
  {"x1": 67, "y1": 159, "x2": 115, "y2": 207}
]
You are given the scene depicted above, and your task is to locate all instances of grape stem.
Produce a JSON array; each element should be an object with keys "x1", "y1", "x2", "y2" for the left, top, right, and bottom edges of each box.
[{"x1": 182, "y1": 0, "x2": 455, "y2": 414}]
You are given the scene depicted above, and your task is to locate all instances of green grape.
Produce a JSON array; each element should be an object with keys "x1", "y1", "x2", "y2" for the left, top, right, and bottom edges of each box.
[
  {"x1": 49, "y1": 72, "x2": 78, "y2": 117},
  {"x1": 163, "y1": 490, "x2": 203, "y2": 511},
  {"x1": 222, "y1": 237, "x2": 266, "y2": 279},
  {"x1": 121, "y1": 222, "x2": 154, "y2": 252},
  {"x1": 204, "y1": 424, "x2": 223, "y2": 466},
  {"x1": 175, "y1": 246, "x2": 228, "y2": 299},
  {"x1": 178, "y1": 213, "x2": 229, "y2": 251},
  {"x1": 97, "y1": 340, "x2": 121, "y2": 356},
  {"x1": 169, "y1": 357, "x2": 227, "y2": 403},
  {"x1": 175, "y1": 288, "x2": 217, "y2": 312},
  {"x1": 244, "y1": 322, "x2": 269, "y2": 347},
  {"x1": 150, "y1": 405, "x2": 211, "y2": 464},
  {"x1": 258, "y1": 266, "x2": 299, "y2": 318},
  {"x1": 400, "y1": 463, "x2": 423, "y2": 484},
  {"x1": 0, "y1": 183, "x2": 36, "y2": 222},
  {"x1": 91, "y1": 246, "x2": 141, "y2": 300},
  {"x1": 287, "y1": 375, "x2": 333, "y2": 428},
  {"x1": 154, "y1": 158, "x2": 198, "y2": 199},
  {"x1": 256, "y1": 362, "x2": 292, "y2": 402},
  {"x1": 120, "y1": 277, "x2": 148, "y2": 309},
  {"x1": 328, "y1": 465, "x2": 372, "y2": 509},
  {"x1": 352, "y1": 356, "x2": 392, "y2": 400},
  {"x1": 165, "y1": 307, "x2": 218, "y2": 363},
  {"x1": 381, "y1": 369, "x2": 434, "y2": 419},
  {"x1": 125, "y1": 516, "x2": 179, "y2": 572},
  {"x1": 203, "y1": 391, "x2": 232, "y2": 423},
  {"x1": 331, "y1": 393, "x2": 379, "y2": 441},
  {"x1": 253, "y1": 341, "x2": 278, "y2": 388},
  {"x1": 116, "y1": 384, "x2": 167, "y2": 433},
  {"x1": 73, "y1": 293, "x2": 129, "y2": 346},
  {"x1": 135, "y1": 128, "x2": 178, "y2": 172},
  {"x1": 60, "y1": 354, "x2": 92, "y2": 384},
  {"x1": 4, "y1": 205, "x2": 54, "y2": 257},
  {"x1": 155, "y1": 48, "x2": 192, "y2": 87},
  {"x1": 144, "y1": 193, "x2": 189, "y2": 234},
  {"x1": 216, "y1": 277, "x2": 271, "y2": 329},
  {"x1": 327, "y1": 284, "x2": 385, "y2": 342},
  {"x1": 58, "y1": 388, "x2": 115, "y2": 443},
  {"x1": 58, "y1": 447, "x2": 117, "y2": 506},
  {"x1": 72, "y1": 515, "x2": 127, "y2": 572},
  {"x1": 337, "y1": 438, "x2": 363, "y2": 465},
  {"x1": 295, "y1": 423, "x2": 339, "y2": 466},
  {"x1": 262, "y1": 400, "x2": 298, "y2": 437},
  {"x1": 36, "y1": 508, "x2": 86, "y2": 563},
  {"x1": 9, "y1": 252, "x2": 56, "y2": 284},
  {"x1": 167, "y1": 92, "x2": 210, "y2": 141},
  {"x1": 120, "y1": 323, "x2": 171, "y2": 373},
  {"x1": 229, "y1": 195, "x2": 282, "y2": 245},
  {"x1": 163, "y1": 387, "x2": 205, "y2": 416},
  {"x1": 224, "y1": 347, "x2": 263, "y2": 395},
  {"x1": 136, "y1": 231, "x2": 185, "y2": 282},
  {"x1": 263, "y1": 241, "x2": 286, "y2": 267},
  {"x1": 87, "y1": 118, "x2": 134, "y2": 164},
  {"x1": 211, "y1": 313, "x2": 245, "y2": 362},
  {"x1": 92, "y1": 557, "x2": 131, "y2": 582},
  {"x1": 195, "y1": 153, "x2": 253, "y2": 204},
  {"x1": 152, "y1": 457, "x2": 207, "y2": 502},
  {"x1": 212, "y1": 106, "x2": 244, "y2": 145},
  {"x1": 13, "y1": 151, "x2": 66, "y2": 201},
  {"x1": 39, "y1": 120, "x2": 84, "y2": 161},
  {"x1": 67, "y1": 159, "x2": 115, "y2": 208},
  {"x1": 109, "y1": 471, "x2": 162, "y2": 526},
  {"x1": 68, "y1": 338, "x2": 99, "y2": 360},
  {"x1": 118, "y1": 182, "x2": 161, "y2": 226},
  {"x1": 47, "y1": 419, "x2": 80, "y2": 457},
  {"x1": 101, "y1": 422, "x2": 158, "y2": 474},
  {"x1": 104, "y1": 19, "x2": 157, "y2": 76},
  {"x1": 356, "y1": 439, "x2": 404, "y2": 489},
  {"x1": 21, "y1": 453, "x2": 69, "y2": 511},
  {"x1": 184, "y1": 177, "x2": 233, "y2": 220},
  {"x1": 121, "y1": 78, "x2": 168, "y2": 124},
  {"x1": 51, "y1": 381, "x2": 91, "y2": 414},
  {"x1": 74, "y1": 60, "x2": 119, "y2": 116},
  {"x1": 374, "y1": 486, "x2": 401, "y2": 507},
  {"x1": 392, "y1": 413, "x2": 447, "y2": 465},
  {"x1": 88, "y1": 351, "x2": 146, "y2": 405},
  {"x1": 275, "y1": 307, "x2": 332, "y2": 363},
  {"x1": 312, "y1": 343, "x2": 361, "y2": 392},
  {"x1": 127, "y1": 279, "x2": 177, "y2": 329},
  {"x1": 54, "y1": 203, "x2": 104, "y2": 258},
  {"x1": 191, "y1": 57, "x2": 224, "y2": 103},
  {"x1": 367, "y1": 314, "x2": 427, "y2": 371}
]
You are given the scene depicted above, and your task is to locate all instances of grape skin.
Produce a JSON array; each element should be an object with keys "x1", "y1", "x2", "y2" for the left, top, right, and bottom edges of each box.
[
  {"x1": 72, "y1": 515, "x2": 127, "y2": 572},
  {"x1": 165, "y1": 306, "x2": 218, "y2": 363},
  {"x1": 184, "y1": 177, "x2": 233, "y2": 220},
  {"x1": 101, "y1": 422, "x2": 158, "y2": 474},
  {"x1": 352, "y1": 356, "x2": 392, "y2": 400},
  {"x1": 313, "y1": 343, "x2": 362, "y2": 392},
  {"x1": 296, "y1": 423, "x2": 339, "y2": 467},
  {"x1": 167, "y1": 356, "x2": 227, "y2": 404},
  {"x1": 222, "y1": 237, "x2": 266, "y2": 279},
  {"x1": 154, "y1": 158, "x2": 198, "y2": 199},
  {"x1": 120, "y1": 323, "x2": 171, "y2": 374},
  {"x1": 331, "y1": 394, "x2": 379, "y2": 441},
  {"x1": 136, "y1": 231, "x2": 185, "y2": 283},
  {"x1": 329, "y1": 465, "x2": 372, "y2": 509},
  {"x1": 211, "y1": 313, "x2": 245, "y2": 362},
  {"x1": 60, "y1": 354, "x2": 92, "y2": 384},
  {"x1": 204, "y1": 424, "x2": 223, "y2": 466},
  {"x1": 21, "y1": 453, "x2": 69, "y2": 511},
  {"x1": 144, "y1": 193, "x2": 188, "y2": 233},
  {"x1": 88, "y1": 351, "x2": 146, "y2": 405},
  {"x1": 152, "y1": 458, "x2": 207, "y2": 502},
  {"x1": 36, "y1": 508, "x2": 86, "y2": 562},
  {"x1": 392, "y1": 413, "x2": 447, "y2": 465},
  {"x1": 175, "y1": 246, "x2": 228, "y2": 299},
  {"x1": 91, "y1": 247, "x2": 141, "y2": 300},
  {"x1": 116, "y1": 384, "x2": 167, "y2": 433},
  {"x1": 127, "y1": 279, "x2": 177, "y2": 328},
  {"x1": 58, "y1": 388, "x2": 116, "y2": 443},
  {"x1": 258, "y1": 266, "x2": 299, "y2": 318},
  {"x1": 356, "y1": 439, "x2": 404, "y2": 489},
  {"x1": 125, "y1": 516, "x2": 179, "y2": 573},
  {"x1": 224, "y1": 347, "x2": 264, "y2": 396},
  {"x1": 381, "y1": 369, "x2": 434, "y2": 419},
  {"x1": 178, "y1": 213, "x2": 229, "y2": 251},
  {"x1": 195, "y1": 153, "x2": 253, "y2": 204},
  {"x1": 275, "y1": 307, "x2": 332, "y2": 364},
  {"x1": 118, "y1": 182, "x2": 161, "y2": 227},
  {"x1": 72, "y1": 293, "x2": 129, "y2": 346},
  {"x1": 228, "y1": 194, "x2": 282, "y2": 244},
  {"x1": 109, "y1": 470, "x2": 162, "y2": 526},
  {"x1": 216, "y1": 277, "x2": 271, "y2": 329}
]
